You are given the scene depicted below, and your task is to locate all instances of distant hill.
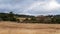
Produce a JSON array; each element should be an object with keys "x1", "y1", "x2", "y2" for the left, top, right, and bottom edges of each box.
[{"x1": 0, "y1": 12, "x2": 60, "y2": 24}]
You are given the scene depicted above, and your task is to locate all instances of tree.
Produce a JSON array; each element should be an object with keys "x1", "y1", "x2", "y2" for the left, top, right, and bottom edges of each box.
[
  {"x1": 9, "y1": 12, "x2": 14, "y2": 17},
  {"x1": 8, "y1": 12, "x2": 16, "y2": 21}
]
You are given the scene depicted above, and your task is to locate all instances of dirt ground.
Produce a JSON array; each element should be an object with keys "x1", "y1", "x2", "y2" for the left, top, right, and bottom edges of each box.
[{"x1": 0, "y1": 21, "x2": 60, "y2": 34}]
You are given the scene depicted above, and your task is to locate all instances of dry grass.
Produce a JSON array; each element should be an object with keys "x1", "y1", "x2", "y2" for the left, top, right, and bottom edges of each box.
[{"x1": 0, "y1": 21, "x2": 60, "y2": 34}]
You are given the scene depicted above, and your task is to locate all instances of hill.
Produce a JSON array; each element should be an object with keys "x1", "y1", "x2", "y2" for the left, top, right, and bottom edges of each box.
[{"x1": 0, "y1": 12, "x2": 60, "y2": 24}]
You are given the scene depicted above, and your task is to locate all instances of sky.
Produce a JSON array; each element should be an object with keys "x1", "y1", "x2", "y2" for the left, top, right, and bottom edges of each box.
[{"x1": 0, "y1": 0, "x2": 60, "y2": 16}]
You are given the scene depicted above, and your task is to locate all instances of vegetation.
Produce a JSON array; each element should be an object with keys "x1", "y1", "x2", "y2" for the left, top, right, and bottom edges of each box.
[{"x1": 0, "y1": 12, "x2": 60, "y2": 24}]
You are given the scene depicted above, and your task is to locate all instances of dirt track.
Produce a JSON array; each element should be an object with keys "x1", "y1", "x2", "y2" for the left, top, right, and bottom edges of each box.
[{"x1": 0, "y1": 21, "x2": 60, "y2": 34}]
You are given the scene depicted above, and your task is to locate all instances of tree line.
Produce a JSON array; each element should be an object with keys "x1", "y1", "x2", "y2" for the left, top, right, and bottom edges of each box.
[{"x1": 0, "y1": 12, "x2": 60, "y2": 24}]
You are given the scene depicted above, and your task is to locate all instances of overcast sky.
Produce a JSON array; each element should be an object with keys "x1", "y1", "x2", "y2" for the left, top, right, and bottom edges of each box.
[{"x1": 0, "y1": 0, "x2": 60, "y2": 16}]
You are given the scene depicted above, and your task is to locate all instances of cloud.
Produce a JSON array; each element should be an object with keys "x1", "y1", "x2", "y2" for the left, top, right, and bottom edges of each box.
[
  {"x1": 24, "y1": 0, "x2": 60, "y2": 11},
  {"x1": 0, "y1": 0, "x2": 60, "y2": 16},
  {"x1": 22, "y1": 0, "x2": 60, "y2": 15}
]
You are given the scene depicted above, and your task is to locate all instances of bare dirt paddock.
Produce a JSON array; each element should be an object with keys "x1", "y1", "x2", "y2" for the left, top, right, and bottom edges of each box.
[{"x1": 0, "y1": 21, "x2": 60, "y2": 34}]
